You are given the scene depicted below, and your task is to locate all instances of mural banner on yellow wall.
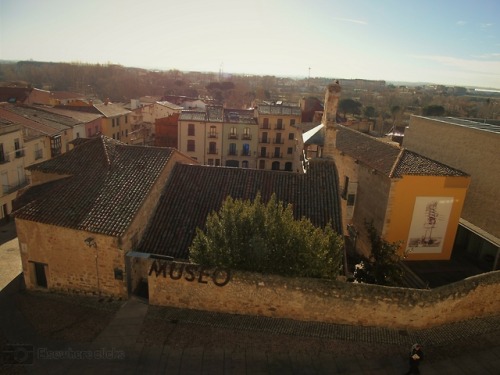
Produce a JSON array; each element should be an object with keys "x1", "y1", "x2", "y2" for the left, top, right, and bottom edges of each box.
[{"x1": 407, "y1": 196, "x2": 453, "y2": 254}]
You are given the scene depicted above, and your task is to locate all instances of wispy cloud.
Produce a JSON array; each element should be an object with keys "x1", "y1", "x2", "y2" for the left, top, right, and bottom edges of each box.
[
  {"x1": 480, "y1": 23, "x2": 494, "y2": 29},
  {"x1": 332, "y1": 17, "x2": 367, "y2": 25}
]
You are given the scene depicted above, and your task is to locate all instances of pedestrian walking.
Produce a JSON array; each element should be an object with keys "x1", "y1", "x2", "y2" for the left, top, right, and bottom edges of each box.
[{"x1": 405, "y1": 343, "x2": 424, "y2": 374}]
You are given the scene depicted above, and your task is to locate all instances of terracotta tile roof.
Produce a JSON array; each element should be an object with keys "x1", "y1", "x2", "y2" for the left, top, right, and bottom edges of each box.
[
  {"x1": 93, "y1": 102, "x2": 131, "y2": 118},
  {"x1": 336, "y1": 126, "x2": 402, "y2": 175},
  {"x1": 0, "y1": 106, "x2": 65, "y2": 136},
  {"x1": 256, "y1": 104, "x2": 302, "y2": 116},
  {"x1": 179, "y1": 111, "x2": 206, "y2": 121},
  {"x1": 337, "y1": 126, "x2": 468, "y2": 177},
  {"x1": 39, "y1": 106, "x2": 103, "y2": 123},
  {"x1": 2, "y1": 105, "x2": 80, "y2": 130},
  {"x1": 136, "y1": 159, "x2": 342, "y2": 259},
  {"x1": 390, "y1": 150, "x2": 468, "y2": 178},
  {"x1": 224, "y1": 109, "x2": 257, "y2": 124},
  {"x1": 14, "y1": 136, "x2": 177, "y2": 237}
]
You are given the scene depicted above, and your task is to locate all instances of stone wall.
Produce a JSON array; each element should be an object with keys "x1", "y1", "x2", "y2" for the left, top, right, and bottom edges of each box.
[
  {"x1": 17, "y1": 219, "x2": 127, "y2": 298},
  {"x1": 147, "y1": 259, "x2": 500, "y2": 329}
]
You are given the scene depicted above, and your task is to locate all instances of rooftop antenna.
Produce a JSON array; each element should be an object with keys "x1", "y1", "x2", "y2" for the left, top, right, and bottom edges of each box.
[
  {"x1": 219, "y1": 62, "x2": 224, "y2": 82},
  {"x1": 308, "y1": 67, "x2": 311, "y2": 88}
]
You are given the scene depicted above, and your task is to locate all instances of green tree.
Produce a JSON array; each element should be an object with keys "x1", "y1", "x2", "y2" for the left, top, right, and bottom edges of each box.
[
  {"x1": 364, "y1": 106, "x2": 376, "y2": 119},
  {"x1": 338, "y1": 98, "x2": 362, "y2": 118},
  {"x1": 422, "y1": 105, "x2": 445, "y2": 116},
  {"x1": 353, "y1": 221, "x2": 404, "y2": 286},
  {"x1": 189, "y1": 194, "x2": 344, "y2": 279}
]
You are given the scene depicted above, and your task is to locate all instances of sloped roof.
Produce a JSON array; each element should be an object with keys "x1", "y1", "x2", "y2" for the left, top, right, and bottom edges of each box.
[
  {"x1": 136, "y1": 159, "x2": 341, "y2": 259},
  {"x1": 14, "y1": 136, "x2": 176, "y2": 237},
  {"x1": 93, "y1": 102, "x2": 131, "y2": 118},
  {"x1": 40, "y1": 106, "x2": 103, "y2": 123},
  {"x1": 390, "y1": 150, "x2": 468, "y2": 178},
  {"x1": 2, "y1": 105, "x2": 81, "y2": 130},
  {"x1": 0, "y1": 106, "x2": 65, "y2": 136},
  {"x1": 337, "y1": 126, "x2": 468, "y2": 177},
  {"x1": 179, "y1": 111, "x2": 206, "y2": 121},
  {"x1": 256, "y1": 104, "x2": 302, "y2": 116}
]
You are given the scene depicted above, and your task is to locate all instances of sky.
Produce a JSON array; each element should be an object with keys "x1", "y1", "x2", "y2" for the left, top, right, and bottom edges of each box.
[{"x1": 1, "y1": 0, "x2": 499, "y2": 89}]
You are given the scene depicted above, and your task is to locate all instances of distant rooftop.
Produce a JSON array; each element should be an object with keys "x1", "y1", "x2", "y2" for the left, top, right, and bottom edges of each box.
[{"x1": 420, "y1": 116, "x2": 500, "y2": 134}]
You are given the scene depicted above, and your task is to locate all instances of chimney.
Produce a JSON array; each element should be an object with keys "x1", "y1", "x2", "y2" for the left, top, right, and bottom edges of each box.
[{"x1": 104, "y1": 98, "x2": 109, "y2": 105}]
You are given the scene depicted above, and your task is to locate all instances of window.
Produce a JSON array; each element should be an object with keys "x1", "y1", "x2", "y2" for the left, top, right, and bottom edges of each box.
[
  {"x1": 208, "y1": 159, "x2": 214, "y2": 166},
  {"x1": 243, "y1": 127, "x2": 251, "y2": 139},
  {"x1": 347, "y1": 194, "x2": 356, "y2": 206},
  {"x1": 14, "y1": 138, "x2": 23, "y2": 158},
  {"x1": 272, "y1": 161, "x2": 280, "y2": 170},
  {"x1": 259, "y1": 160, "x2": 265, "y2": 169},
  {"x1": 288, "y1": 133, "x2": 295, "y2": 140},
  {"x1": 187, "y1": 140, "x2": 195, "y2": 152},
  {"x1": 342, "y1": 176, "x2": 349, "y2": 199},
  {"x1": 1, "y1": 171, "x2": 8, "y2": 193},
  {"x1": 112, "y1": 133, "x2": 116, "y2": 139},
  {"x1": 215, "y1": 159, "x2": 220, "y2": 166},
  {"x1": 274, "y1": 147, "x2": 281, "y2": 158},
  {"x1": 117, "y1": 117, "x2": 120, "y2": 126},
  {"x1": 188, "y1": 123, "x2": 195, "y2": 136},
  {"x1": 209, "y1": 142, "x2": 217, "y2": 154},
  {"x1": 34, "y1": 144, "x2": 43, "y2": 160},
  {"x1": 208, "y1": 126, "x2": 217, "y2": 138},
  {"x1": 261, "y1": 132, "x2": 268, "y2": 143},
  {"x1": 76, "y1": 132, "x2": 80, "y2": 138},
  {"x1": 290, "y1": 119, "x2": 295, "y2": 126},
  {"x1": 229, "y1": 143, "x2": 237, "y2": 156},
  {"x1": 112, "y1": 119, "x2": 115, "y2": 127},
  {"x1": 125, "y1": 115, "x2": 128, "y2": 124},
  {"x1": 277, "y1": 118, "x2": 283, "y2": 129},
  {"x1": 275, "y1": 133, "x2": 282, "y2": 144},
  {"x1": 242, "y1": 160, "x2": 249, "y2": 168},
  {"x1": 0, "y1": 144, "x2": 5, "y2": 163},
  {"x1": 260, "y1": 147, "x2": 267, "y2": 158},
  {"x1": 125, "y1": 129, "x2": 128, "y2": 137},
  {"x1": 242, "y1": 143, "x2": 250, "y2": 156},
  {"x1": 229, "y1": 127, "x2": 237, "y2": 139},
  {"x1": 262, "y1": 118, "x2": 269, "y2": 129},
  {"x1": 285, "y1": 162, "x2": 293, "y2": 171},
  {"x1": 50, "y1": 135, "x2": 62, "y2": 157},
  {"x1": 287, "y1": 147, "x2": 293, "y2": 154}
]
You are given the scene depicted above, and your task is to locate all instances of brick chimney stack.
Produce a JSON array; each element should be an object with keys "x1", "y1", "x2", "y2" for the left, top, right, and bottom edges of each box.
[{"x1": 322, "y1": 81, "x2": 341, "y2": 159}]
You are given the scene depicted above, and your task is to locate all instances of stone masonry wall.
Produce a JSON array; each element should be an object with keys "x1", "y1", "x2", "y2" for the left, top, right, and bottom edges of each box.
[
  {"x1": 17, "y1": 219, "x2": 127, "y2": 298},
  {"x1": 147, "y1": 259, "x2": 500, "y2": 329}
]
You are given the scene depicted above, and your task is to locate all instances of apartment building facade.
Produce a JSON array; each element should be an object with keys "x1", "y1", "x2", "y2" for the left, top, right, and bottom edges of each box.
[
  {"x1": 178, "y1": 106, "x2": 259, "y2": 168},
  {"x1": 254, "y1": 104, "x2": 303, "y2": 172}
]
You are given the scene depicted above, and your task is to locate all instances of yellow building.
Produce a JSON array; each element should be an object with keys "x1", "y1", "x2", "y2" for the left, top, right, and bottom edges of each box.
[
  {"x1": 310, "y1": 83, "x2": 470, "y2": 261},
  {"x1": 93, "y1": 102, "x2": 132, "y2": 143},
  {"x1": 178, "y1": 106, "x2": 258, "y2": 167},
  {"x1": 254, "y1": 103, "x2": 303, "y2": 172}
]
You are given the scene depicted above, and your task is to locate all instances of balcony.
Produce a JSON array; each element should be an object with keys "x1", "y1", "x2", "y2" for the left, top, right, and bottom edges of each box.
[
  {"x1": 228, "y1": 150, "x2": 238, "y2": 156},
  {"x1": 0, "y1": 154, "x2": 10, "y2": 164},
  {"x1": 3, "y1": 179, "x2": 29, "y2": 195},
  {"x1": 241, "y1": 150, "x2": 251, "y2": 156},
  {"x1": 15, "y1": 149, "x2": 25, "y2": 158},
  {"x1": 207, "y1": 148, "x2": 219, "y2": 155},
  {"x1": 207, "y1": 132, "x2": 218, "y2": 139},
  {"x1": 228, "y1": 133, "x2": 238, "y2": 140},
  {"x1": 259, "y1": 138, "x2": 270, "y2": 144},
  {"x1": 242, "y1": 134, "x2": 252, "y2": 140},
  {"x1": 273, "y1": 153, "x2": 283, "y2": 159},
  {"x1": 273, "y1": 138, "x2": 284, "y2": 144},
  {"x1": 260, "y1": 125, "x2": 270, "y2": 130},
  {"x1": 274, "y1": 125, "x2": 284, "y2": 130}
]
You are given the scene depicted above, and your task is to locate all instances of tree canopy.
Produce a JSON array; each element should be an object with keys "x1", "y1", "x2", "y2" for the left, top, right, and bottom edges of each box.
[
  {"x1": 189, "y1": 194, "x2": 344, "y2": 279},
  {"x1": 353, "y1": 221, "x2": 404, "y2": 286},
  {"x1": 338, "y1": 98, "x2": 362, "y2": 117}
]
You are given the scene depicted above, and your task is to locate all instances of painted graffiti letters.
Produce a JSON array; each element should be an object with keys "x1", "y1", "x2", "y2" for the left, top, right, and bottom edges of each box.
[{"x1": 148, "y1": 260, "x2": 231, "y2": 287}]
